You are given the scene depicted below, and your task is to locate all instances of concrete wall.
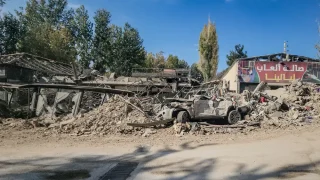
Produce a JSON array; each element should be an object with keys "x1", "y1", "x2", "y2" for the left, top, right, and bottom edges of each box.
[{"x1": 222, "y1": 61, "x2": 238, "y2": 93}]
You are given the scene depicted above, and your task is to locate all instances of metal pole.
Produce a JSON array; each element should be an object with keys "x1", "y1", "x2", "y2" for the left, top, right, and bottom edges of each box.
[
  {"x1": 27, "y1": 88, "x2": 30, "y2": 119},
  {"x1": 71, "y1": 60, "x2": 79, "y2": 83}
]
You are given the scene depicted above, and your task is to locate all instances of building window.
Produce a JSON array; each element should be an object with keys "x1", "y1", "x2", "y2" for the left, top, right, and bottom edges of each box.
[
  {"x1": 239, "y1": 61, "x2": 254, "y2": 69},
  {"x1": 249, "y1": 61, "x2": 254, "y2": 68}
]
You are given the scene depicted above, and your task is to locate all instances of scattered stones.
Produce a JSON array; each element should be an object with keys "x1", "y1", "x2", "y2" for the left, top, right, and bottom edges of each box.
[
  {"x1": 1, "y1": 80, "x2": 320, "y2": 137},
  {"x1": 246, "y1": 80, "x2": 320, "y2": 129},
  {"x1": 0, "y1": 95, "x2": 151, "y2": 136},
  {"x1": 142, "y1": 128, "x2": 157, "y2": 137}
]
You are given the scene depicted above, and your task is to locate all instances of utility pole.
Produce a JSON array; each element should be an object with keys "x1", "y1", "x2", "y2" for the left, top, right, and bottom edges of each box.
[
  {"x1": 283, "y1": 41, "x2": 288, "y2": 54},
  {"x1": 283, "y1": 41, "x2": 289, "y2": 61}
]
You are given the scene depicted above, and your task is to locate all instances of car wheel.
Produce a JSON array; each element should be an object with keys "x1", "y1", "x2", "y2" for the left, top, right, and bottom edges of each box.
[
  {"x1": 228, "y1": 110, "x2": 241, "y2": 125},
  {"x1": 176, "y1": 111, "x2": 190, "y2": 123}
]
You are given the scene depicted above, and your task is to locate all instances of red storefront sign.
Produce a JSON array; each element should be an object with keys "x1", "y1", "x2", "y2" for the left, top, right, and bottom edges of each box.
[{"x1": 254, "y1": 62, "x2": 307, "y2": 83}]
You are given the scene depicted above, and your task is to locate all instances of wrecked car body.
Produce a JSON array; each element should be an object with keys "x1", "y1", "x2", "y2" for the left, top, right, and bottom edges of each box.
[{"x1": 157, "y1": 95, "x2": 249, "y2": 124}]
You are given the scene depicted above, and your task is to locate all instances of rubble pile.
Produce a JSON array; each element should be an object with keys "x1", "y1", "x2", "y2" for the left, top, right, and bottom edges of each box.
[
  {"x1": 40, "y1": 95, "x2": 152, "y2": 136},
  {"x1": 248, "y1": 80, "x2": 320, "y2": 128},
  {"x1": 1, "y1": 79, "x2": 320, "y2": 137},
  {"x1": 16, "y1": 95, "x2": 150, "y2": 136},
  {"x1": 0, "y1": 118, "x2": 35, "y2": 130}
]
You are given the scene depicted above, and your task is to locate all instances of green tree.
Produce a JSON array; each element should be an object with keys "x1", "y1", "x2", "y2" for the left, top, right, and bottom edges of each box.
[
  {"x1": 47, "y1": 26, "x2": 75, "y2": 63},
  {"x1": 316, "y1": 22, "x2": 320, "y2": 58},
  {"x1": 145, "y1": 52, "x2": 155, "y2": 68},
  {"x1": 165, "y1": 54, "x2": 189, "y2": 69},
  {"x1": 109, "y1": 23, "x2": 145, "y2": 76},
  {"x1": 190, "y1": 63, "x2": 203, "y2": 82},
  {"x1": 18, "y1": 0, "x2": 76, "y2": 63},
  {"x1": 92, "y1": 9, "x2": 112, "y2": 73},
  {"x1": 154, "y1": 51, "x2": 165, "y2": 69},
  {"x1": 0, "y1": 0, "x2": 6, "y2": 8},
  {"x1": 144, "y1": 51, "x2": 166, "y2": 69},
  {"x1": 177, "y1": 59, "x2": 189, "y2": 68},
  {"x1": 0, "y1": 12, "x2": 23, "y2": 54},
  {"x1": 165, "y1": 54, "x2": 179, "y2": 68},
  {"x1": 40, "y1": 0, "x2": 69, "y2": 26},
  {"x1": 198, "y1": 19, "x2": 219, "y2": 81},
  {"x1": 226, "y1": 44, "x2": 247, "y2": 66},
  {"x1": 72, "y1": 5, "x2": 93, "y2": 68}
]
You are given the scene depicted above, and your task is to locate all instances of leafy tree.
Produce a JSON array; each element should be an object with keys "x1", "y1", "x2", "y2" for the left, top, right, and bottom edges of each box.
[
  {"x1": 144, "y1": 52, "x2": 155, "y2": 68},
  {"x1": 154, "y1": 51, "x2": 165, "y2": 69},
  {"x1": 316, "y1": 22, "x2": 320, "y2": 58},
  {"x1": 144, "y1": 51, "x2": 166, "y2": 69},
  {"x1": 165, "y1": 54, "x2": 179, "y2": 68},
  {"x1": 177, "y1": 59, "x2": 189, "y2": 69},
  {"x1": 72, "y1": 5, "x2": 93, "y2": 68},
  {"x1": 92, "y1": 9, "x2": 112, "y2": 73},
  {"x1": 190, "y1": 63, "x2": 203, "y2": 82},
  {"x1": 226, "y1": 44, "x2": 247, "y2": 66},
  {"x1": 40, "y1": 0, "x2": 68, "y2": 26},
  {"x1": 0, "y1": 0, "x2": 6, "y2": 8},
  {"x1": 198, "y1": 19, "x2": 219, "y2": 81},
  {"x1": 109, "y1": 23, "x2": 145, "y2": 76},
  {"x1": 47, "y1": 26, "x2": 75, "y2": 63},
  {"x1": 165, "y1": 54, "x2": 189, "y2": 69},
  {"x1": 122, "y1": 22, "x2": 146, "y2": 72},
  {"x1": 18, "y1": 0, "x2": 76, "y2": 63},
  {"x1": 0, "y1": 13, "x2": 23, "y2": 54}
]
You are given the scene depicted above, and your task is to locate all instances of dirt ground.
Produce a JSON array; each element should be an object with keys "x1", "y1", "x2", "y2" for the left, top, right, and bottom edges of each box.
[
  {"x1": 1, "y1": 121, "x2": 319, "y2": 150},
  {"x1": 1, "y1": 123, "x2": 320, "y2": 180}
]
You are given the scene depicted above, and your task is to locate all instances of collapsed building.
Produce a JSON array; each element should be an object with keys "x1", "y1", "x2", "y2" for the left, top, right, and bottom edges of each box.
[
  {"x1": 80, "y1": 68, "x2": 200, "y2": 98},
  {"x1": 0, "y1": 53, "x2": 134, "y2": 118},
  {"x1": 1, "y1": 52, "x2": 320, "y2": 137},
  {"x1": 221, "y1": 53, "x2": 320, "y2": 93},
  {"x1": 0, "y1": 53, "x2": 77, "y2": 83},
  {"x1": 0, "y1": 53, "x2": 199, "y2": 119}
]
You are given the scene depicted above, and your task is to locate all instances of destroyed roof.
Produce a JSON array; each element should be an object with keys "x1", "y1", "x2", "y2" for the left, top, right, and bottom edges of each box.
[
  {"x1": 0, "y1": 83, "x2": 134, "y2": 95},
  {"x1": 131, "y1": 68, "x2": 190, "y2": 78},
  {"x1": 0, "y1": 53, "x2": 76, "y2": 76},
  {"x1": 238, "y1": 53, "x2": 319, "y2": 62}
]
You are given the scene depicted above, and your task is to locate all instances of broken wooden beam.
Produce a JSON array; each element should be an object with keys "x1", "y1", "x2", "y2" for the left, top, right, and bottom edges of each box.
[
  {"x1": 118, "y1": 95, "x2": 148, "y2": 117},
  {"x1": 127, "y1": 118, "x2": 174, "y2": 127}
]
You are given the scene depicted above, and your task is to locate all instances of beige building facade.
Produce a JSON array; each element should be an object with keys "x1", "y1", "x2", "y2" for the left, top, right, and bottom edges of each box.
[{"x1": 220, "y1": 53, "x2": 319, "y2": 93}]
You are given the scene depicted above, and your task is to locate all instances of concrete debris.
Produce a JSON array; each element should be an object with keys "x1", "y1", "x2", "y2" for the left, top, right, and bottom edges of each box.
[
  {"x1": 142, "y1": 128, "x2": 157, "y2": 137},
  {"x1": 246, "y1": 79, "x2": 320, "y2": 128},
  {"x1": 0, "y1": 95, "x2": 153, "y2": 136},
  {"x1": 0, "y1": 118, "x2": 35, "y2": 130},
  {"x1": 1, "y1": 79, "x2": 320, "y2": 137},
  {"x1": 46, "y1": 95, "x2": 153, "y2": 136}
]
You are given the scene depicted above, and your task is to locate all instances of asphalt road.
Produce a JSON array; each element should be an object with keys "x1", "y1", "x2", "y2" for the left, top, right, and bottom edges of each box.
[
  {"x1": 131, "y1": 130, "x2": 320, "y2": 180},
  {"x1": 1, "y1": 129, "x2": 320, "y2": 180}
]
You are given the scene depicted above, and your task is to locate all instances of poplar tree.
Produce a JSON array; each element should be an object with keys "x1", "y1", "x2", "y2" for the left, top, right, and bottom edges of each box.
[{"x1": 198, "y1": 18, "x2": 219, "y2": 81}]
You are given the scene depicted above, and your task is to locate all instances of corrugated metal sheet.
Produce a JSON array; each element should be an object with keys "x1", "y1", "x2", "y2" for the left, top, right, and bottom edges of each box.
[{"x1": 0, "y1": 53, "x2": 76, "y2": 76}]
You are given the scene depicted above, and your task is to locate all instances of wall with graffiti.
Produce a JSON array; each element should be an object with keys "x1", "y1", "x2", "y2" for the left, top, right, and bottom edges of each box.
[{"x1": 238, "y1": 60, "x2": 320, "y2": 84}]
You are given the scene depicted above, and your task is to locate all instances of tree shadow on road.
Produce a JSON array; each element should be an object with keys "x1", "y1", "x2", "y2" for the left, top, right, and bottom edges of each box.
[
  {"x1": 0, "y1": 141, "x2": 320, "y2": 180},
  {"x1": 225, "y1": 161, "x2": 320, "y2": 180},
  {"x1": 0, "y1": 141, "x2": 216, "y2": 180}
]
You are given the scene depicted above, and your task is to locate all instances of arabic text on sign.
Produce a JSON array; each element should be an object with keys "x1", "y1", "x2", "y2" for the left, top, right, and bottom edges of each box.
[
  {"x1": 265, "y1": 74, "x2": 296, "y2": 82},
  {"x1": 256, "y1": 64, "x2": 305, "y2": 72}
]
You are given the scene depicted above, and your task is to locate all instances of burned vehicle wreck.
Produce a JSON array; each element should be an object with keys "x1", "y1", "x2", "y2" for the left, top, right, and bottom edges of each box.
[{"x1": 157, "y1": 95, "x2": 249, "y2": 125}]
